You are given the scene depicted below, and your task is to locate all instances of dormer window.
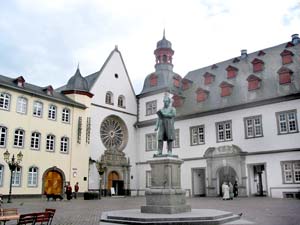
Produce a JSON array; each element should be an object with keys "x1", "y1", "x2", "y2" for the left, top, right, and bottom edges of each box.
[
  {"x1": 196, "y1": 88, "x2": 209, "y2": 102},
  {"x1": 232, "y1": 58, "x2": 240, "y2": 63},
  {"x1": 257, "y1": 51, "x2": 266, "y2": 56},
  {"x1": 247, "y1": 74, "x2": 261, "y2": 91},
  {"x1": 149, "y1": 74, "x2": 158, "y2": 87},
  {"x1": 251, "y1": 58, "x2": 264, "y2": 73},
  {"x1": 182, "y1": 79, "x2": 192, "y2": 91},
  {"x1": 14, "y1": 76, "x2": 25, "y2": 88},
  {"x1": 211, "y1": 64, "x2": 218, "y2": 69},
  {"x1": 277, "y1": 67, "x2": 293, "y2": 85},
  {"x1": 203, "y1": 72, "x2": 215, "y2": 85},
  {"x1": 226, "y1": 65, "x2": 238, "y2": 79},
  {"x1": 280, "y1": 49, "x2": 294, "y2": 65},
  {"x1": 172, "y1": 95, "x2": 183, "y2": 108},
  {"x1": 219, "y1": 81, "x2": 234, "y2": 97},
  {"x1": 173, "y1": 75, "x2": 181, "y2": 88},
  {"x1": 44, "y1": 85, "x2": 54, "y2": 96}
]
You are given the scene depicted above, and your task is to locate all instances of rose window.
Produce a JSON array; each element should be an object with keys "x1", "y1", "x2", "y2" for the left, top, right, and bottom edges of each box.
[{"x1": 100, "y1": 115, "x2": 128, "y2": 151}]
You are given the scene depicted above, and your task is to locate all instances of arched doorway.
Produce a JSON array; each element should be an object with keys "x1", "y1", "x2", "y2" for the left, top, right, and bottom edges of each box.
[
  {"x1": 43, "y1": 168, "x2": 64, "y2": 195},
  {"x1": 108, "y1": 171, "x2": 124, "y2": 195},
  {"x1": 218, "y1": 166, "x2": 237, "y2": 196}
]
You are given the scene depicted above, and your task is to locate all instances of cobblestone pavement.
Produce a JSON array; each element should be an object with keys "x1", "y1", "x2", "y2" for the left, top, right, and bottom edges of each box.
[{"x1": 1, "y1": 196, "x2": 300, "y2": 225}]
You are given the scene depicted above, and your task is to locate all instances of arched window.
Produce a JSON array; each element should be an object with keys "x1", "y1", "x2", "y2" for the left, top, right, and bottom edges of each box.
[
  {"x1": 30, "y1": 132, "x2": 41, "y2": 150},
  {"x1": 12, "y1": 167, "x2": 21, "y2": 186},
  {"x1": 28, "y1": 167, "x2": 38, "y2": 187},
  {"x1": 0, "y1": 126, "x2": 7, "y2": 148},
  {"x1": 48, "y1": 105, "x2": 57, "y2": 120},
  {"x1": 118, "y1": 95, "x2": 125, "y2": 108},
  {"x1": 105, "y1": 92, "x2": 113, "y2": 105},
  {"x1": 60, "y1": 137, "x2": 69, "y2": 153},
  {"x1": 16, "y1": 97, "x2": 28, "y2": 114},
  {"x1": 14, "y1": 129, "x2": 25, "y2": 148},
  {"x1": 0, "y1": 164, "x2": 3, "y2": 186},
  {"x1": 0, "y1": 92, "x2": 11, "y2": 110},
  {"x1": 46, "y1": 134, "x2": 55, "y2": 151},
  {"x1": 33, "y1": 101, "x2": 43, "y2": 117},
  {"x1": 62, "y1": 108, "x2": 70, "y2": 123}
]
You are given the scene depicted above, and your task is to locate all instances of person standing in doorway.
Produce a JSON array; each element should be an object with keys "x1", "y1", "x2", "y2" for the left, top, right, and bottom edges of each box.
[
  {"x1": 74, "y1": 182, "x2": 79, "y2": 199},
  {"x1": 222, "y1": 182, "x2": 230, "y2": 200},
  {"x1": 229, "y1": 182, "x2": 234, "y2": 200},
  {"x1": 233, "y1": 181, "x2": 238, "y2": 197}
]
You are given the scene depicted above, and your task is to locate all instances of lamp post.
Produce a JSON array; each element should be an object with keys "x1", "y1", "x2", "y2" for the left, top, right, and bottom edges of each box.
[
  {"x1": 96, "y1": 162, "x2": 105, "y2": 199},
  {"x1": 3, "y1": 150, "x2": 23, "y2": 203}
]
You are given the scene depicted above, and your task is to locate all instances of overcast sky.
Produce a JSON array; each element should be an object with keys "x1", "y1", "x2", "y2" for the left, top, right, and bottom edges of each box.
[{"x1": 0, "y1": 0, "x2": 299, "y2": 94}]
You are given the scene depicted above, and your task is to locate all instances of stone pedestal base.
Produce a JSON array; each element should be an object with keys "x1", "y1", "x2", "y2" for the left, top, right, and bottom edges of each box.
[
  {"x1": 141, "y1": 188, "x2": 191, "y2": 214},
  {"x1": 140, "y1": 157, "x2": 191, "y2": 214}
]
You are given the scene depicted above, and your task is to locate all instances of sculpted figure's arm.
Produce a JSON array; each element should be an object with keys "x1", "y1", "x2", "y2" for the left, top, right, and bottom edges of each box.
[{"x1": 155, "y1": 117, "x2": 161, "y2": 131}]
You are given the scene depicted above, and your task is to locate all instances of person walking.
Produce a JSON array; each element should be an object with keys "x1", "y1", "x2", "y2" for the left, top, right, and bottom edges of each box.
[{"x1": 74, "y1": 182, "x2": 79, "y2": 199}]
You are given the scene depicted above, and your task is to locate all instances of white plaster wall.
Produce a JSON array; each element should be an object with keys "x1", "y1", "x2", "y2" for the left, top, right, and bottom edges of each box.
[
  {"x1": 138, "y1": 92, "x2": 167, "y2": 122},
  {"x1": 246, "y1": 152, "x2": 300, "y2": 198},
  {"x1": 89, "y1": 105, "x2": 137, "y2": 190},
  {"x1": 135, "y1": 99, "x2": 300, "y2": 196},
  {"x1": 90, "y1": 50, "x2": 137, "y2": 115}
]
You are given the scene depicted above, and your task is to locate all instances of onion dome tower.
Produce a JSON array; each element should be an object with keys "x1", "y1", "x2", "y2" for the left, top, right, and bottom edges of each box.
[{"x1": 139, "y1": 31, "x2": 181, "y2": 95}]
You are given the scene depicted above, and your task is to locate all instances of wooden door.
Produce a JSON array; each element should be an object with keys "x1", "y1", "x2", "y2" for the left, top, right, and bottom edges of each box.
[
  {"x1": 44, "y1": 171, "x2": 63, "y2": 195},
  {"x1": 108, "y1": 171, "x2": 119, "y2": 190}
]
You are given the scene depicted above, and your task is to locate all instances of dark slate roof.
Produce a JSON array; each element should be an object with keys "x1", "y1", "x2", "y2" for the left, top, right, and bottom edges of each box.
[
  {"x1": 57, "y1": 47, "x2": 136, "y2": 96},
  {"x1": 0, "y1": 74, "x2": 86, "y2": 108},
  {"x1": 175, "y1": 41, "x2": 300, "y2": 117},
  {"x1": 156, "y1": 35, "x2": 172, "y2": 49},
  {"x1": 139, "y1": 64, "x2": 182, "y2": 96},
  {"x1": 64, "y1": 67, "x2": 89, "y2": 92}
]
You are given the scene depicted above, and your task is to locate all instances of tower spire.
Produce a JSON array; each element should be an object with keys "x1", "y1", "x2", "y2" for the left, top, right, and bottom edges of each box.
[{"x1": 163, "y1": 28, "x2": 165, "y2": 39}]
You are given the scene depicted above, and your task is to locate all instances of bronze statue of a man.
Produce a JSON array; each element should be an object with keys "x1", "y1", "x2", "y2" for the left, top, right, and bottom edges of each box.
[{"x1": 155, "y1": 95, "x2": 176, "y2": 156}]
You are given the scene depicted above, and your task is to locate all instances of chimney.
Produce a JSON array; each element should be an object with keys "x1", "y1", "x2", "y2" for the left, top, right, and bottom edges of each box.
[
  {"x1": 291, "y1": 34, "x2": 300, "y2": 45},
  {"x1": 241, "y1": 49, "x2": 247, "y2": 59}
]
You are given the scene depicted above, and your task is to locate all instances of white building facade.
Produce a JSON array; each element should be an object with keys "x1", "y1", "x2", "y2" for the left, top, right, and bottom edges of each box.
[{"x1": 0, "y1": 34, "x2": 299, "y2": 199}]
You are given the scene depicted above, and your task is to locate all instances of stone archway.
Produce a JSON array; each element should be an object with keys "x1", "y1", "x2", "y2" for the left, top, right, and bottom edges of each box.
[
  {"x1": 204, "y1": 145, "x2": 247, "y2": 197},
  {"x1": 217, "y1": 166, "x2": 237, "y2": 196}
]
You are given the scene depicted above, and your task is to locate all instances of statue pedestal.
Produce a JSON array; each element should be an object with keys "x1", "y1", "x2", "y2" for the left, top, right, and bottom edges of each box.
[{"x1": 141, "y1": 157, "x2": 191, "y2": 214}]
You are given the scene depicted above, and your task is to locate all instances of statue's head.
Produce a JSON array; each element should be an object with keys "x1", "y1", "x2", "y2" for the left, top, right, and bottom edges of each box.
[{"x1": 163, "y1": 95, "x2": 171, "y2": 107}]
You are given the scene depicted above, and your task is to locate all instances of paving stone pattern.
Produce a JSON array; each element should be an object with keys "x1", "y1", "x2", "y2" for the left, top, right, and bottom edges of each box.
[{"x1": 1, "y1": 196, "x2": 300, "y2": 225}]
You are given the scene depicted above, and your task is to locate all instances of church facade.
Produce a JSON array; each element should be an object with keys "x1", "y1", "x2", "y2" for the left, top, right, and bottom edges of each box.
[{"x1": 0, "y1": 33, "x2": 299, "y2": 199}]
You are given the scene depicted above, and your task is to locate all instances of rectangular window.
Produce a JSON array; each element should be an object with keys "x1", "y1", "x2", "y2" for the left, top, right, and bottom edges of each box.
[
  {"x1": 190, "y1": 125, "x2": 205, "y2": 145},
  {"x1": 62, "y1": 108, "x2": 70, "y2": 123},
  {"x1": 216, "y1": 121, "x2": 232, "y2": 142},
  {"x1": 0, "y1": 93, "x2": 11, "y2": 110},
  {"x1": 146, "y1": 100, "x2": 157, "y2": 116},
  {"x1": 146, "y1": 171, "x2": 151, "y2": 188},
  {"x1": 60, "y1": 137, "x2": 69, "y2": 153},
  {"x1": 33, "y1": 101, "x2": 43, "y2": 117},
  {"x1": 16, "y1": 97, "x2": 27, "y2": 114},
  {"x1": 244, "y1": 115, "x2": 263, "y2": 138},
  {"x1": 146, "y1": 133, "x2": 157, "y2": 151},
  {"x1": 28, "y1": 167, "x2": 38, "y2": 187},
  {"x1": 12, "y1": 167, "x2": 21, "y2": 187},
  {"x1": 172, "y1": 129, "x2": 180, "y2": 148},
  {"x1": 48, "y1": 105, "x2": 57, "y2": 120},
  {"x1": 276, "y1": 110, "x2": 298, "y2": 134},
  {"x1": 282, "y1": 161, "x2": 300, "y2": 184},
  {"x1": 14, "y1": 129, "x2": 24, "y2": 148},
  {"x1": 0, "y1": 126, "x2": 7, "y2": 147},
  {"x1": 46, "y1": 135, "x2": 55, "y2": 151},
  {"x1": 30, "y1": 132, "x2": 40, "y2": 150}
]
